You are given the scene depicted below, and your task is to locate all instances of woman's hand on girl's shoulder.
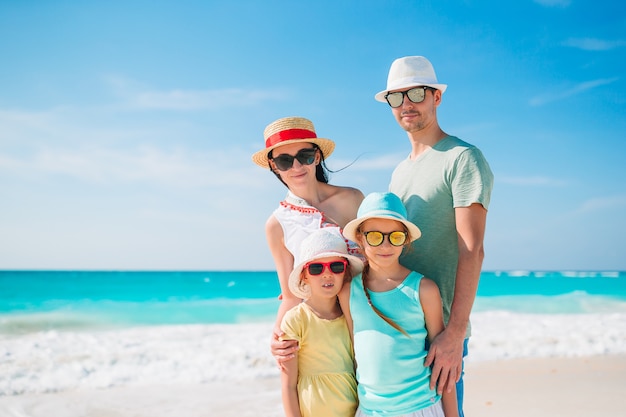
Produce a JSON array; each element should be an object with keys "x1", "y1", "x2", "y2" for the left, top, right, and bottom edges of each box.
[{"x1": 271, "y1": 329, "x2": 299, "y2": 367}]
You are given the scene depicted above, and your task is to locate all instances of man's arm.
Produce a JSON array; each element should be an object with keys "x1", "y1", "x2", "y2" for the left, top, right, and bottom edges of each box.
[{"x1": 424, "y1": 203, "x2": 487, "y2": 393}]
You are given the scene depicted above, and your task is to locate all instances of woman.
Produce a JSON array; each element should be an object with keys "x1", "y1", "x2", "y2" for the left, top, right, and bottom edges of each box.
[{"x1": 252, "y1": 116, "x2": 364, "y2": 362}]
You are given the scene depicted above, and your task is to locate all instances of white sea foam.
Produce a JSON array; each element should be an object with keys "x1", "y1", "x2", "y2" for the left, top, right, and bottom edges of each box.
[
  {"x1": 468, "y1": 311, "x2": 626, "y2": 361},
  {"x1": 1, "y1": 312, "x2": 626, "y2": 396}
]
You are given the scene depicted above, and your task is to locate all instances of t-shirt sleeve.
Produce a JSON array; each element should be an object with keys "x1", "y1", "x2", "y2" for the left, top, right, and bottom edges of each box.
[
  {"x1": 279, "y1": 306, "x2": 303, "y2": 342},
  {"x1": 451, "y1": 147, "x2": 494, "y2": 209}
]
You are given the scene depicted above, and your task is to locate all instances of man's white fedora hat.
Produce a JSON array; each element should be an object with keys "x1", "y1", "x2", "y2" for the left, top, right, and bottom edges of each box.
[{"x1": 375, "y1": 56, "x2": 447, "y2": 102}]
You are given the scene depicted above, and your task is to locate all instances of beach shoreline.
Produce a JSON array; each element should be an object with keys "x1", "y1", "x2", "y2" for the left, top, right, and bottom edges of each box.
[{"x1": 1, "y1": 355, "x2": 624, "y2": 417}]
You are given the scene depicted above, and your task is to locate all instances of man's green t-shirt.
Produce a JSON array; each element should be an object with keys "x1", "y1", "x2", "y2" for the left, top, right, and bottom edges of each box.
[{"x1": 389, "y1": 135, "x2": 494, "y2": 336}]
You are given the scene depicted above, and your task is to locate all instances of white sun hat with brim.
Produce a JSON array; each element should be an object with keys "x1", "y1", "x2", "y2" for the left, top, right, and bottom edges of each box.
[
  {"x1": 374, "y1": 56, "x2": 448, "y2": 102},
  {"x1": 288, "y1": 228, "x2": 364, "y2": 300},
  {"x1": 343, "y1": 192, "x2": 422, "y2": 243},
  {"x1": 251, "y1": 116, "x2": 336, "y2": 169}
]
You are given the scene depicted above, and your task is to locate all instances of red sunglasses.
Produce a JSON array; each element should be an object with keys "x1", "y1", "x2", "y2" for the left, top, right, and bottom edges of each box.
[{"x1": 304, "y1": 260, "x2": 348, "y2": 275}]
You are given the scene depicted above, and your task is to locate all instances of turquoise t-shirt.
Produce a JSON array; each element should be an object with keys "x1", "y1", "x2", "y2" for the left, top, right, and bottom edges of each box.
[
  {"x1": 350, "y1": 271, "x2": 440, "y2": 415},
  {"x1": 389, "y1": 135, "x2": 494, "y2": 335}
]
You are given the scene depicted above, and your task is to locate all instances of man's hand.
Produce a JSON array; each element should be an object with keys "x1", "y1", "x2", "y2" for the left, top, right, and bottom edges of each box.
[
  {"x1": 271, "y1": 329, "x2": 298, "y2": 368},
  {"x1": 424, "y1": 328, "x2": 463, "y2": 394}
]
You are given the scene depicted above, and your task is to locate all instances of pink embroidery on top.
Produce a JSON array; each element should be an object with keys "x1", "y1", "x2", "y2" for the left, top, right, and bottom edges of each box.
[{"x1": 279, "y1": 200, "x2": 337, "y2": 229}]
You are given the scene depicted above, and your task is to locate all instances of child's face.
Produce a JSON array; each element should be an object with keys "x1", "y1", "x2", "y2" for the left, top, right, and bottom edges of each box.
[
  {"x1": 303, "y1": 256, "x2": 347, "y2": 300},
  {"x1": 358, "y1": 218, "x2": 406, "y2": 267}
]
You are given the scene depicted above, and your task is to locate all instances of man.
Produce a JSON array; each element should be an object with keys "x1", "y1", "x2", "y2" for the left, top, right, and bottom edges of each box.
[{"x1": 375, "y1": 56, "x2": 493, "y2": 417}]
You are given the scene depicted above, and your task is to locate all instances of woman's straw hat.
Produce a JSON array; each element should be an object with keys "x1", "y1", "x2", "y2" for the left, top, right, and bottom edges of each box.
[
  {"x1": 374, "y1": 56, "x2": 447, "y2": 102},
  {"x1": 288, "y1": 228, "x2": 364, "y2": 300},
  {"x1": 251, "y1": 116, "x2": 335, "y2": 169},
  {"x1": 343, "y1": 192, "x2": 422, "y2": 243}
]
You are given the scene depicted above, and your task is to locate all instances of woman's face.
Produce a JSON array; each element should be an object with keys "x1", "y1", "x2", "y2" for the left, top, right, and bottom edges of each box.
[{"x1": 268, "y1": 142, "x2": 319, "y2": 187}]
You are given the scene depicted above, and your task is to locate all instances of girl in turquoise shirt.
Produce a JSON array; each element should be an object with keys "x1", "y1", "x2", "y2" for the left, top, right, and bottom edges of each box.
[{"x1": 340, "y1": 192, "x2": 458, "y2": 417}]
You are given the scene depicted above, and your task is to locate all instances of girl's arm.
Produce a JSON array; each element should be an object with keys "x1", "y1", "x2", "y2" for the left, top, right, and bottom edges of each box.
[
  {"x1": 266, "y1": 215, "x2": 300, "y2": 362},
  {"x1": 420, "y1": 277, "x2": 459, "y2": 417},
  {"x1": 338, "y1": 283, "x2": 353, "y2": 342},
  {"x1": 280, "y1": 350, "x2": 302, "y2": 417}
]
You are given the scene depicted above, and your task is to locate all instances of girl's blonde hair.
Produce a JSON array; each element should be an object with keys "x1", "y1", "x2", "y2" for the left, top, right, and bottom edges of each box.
[{"x1": 357, "y1": 221, "x2": 413, "y2": 337}]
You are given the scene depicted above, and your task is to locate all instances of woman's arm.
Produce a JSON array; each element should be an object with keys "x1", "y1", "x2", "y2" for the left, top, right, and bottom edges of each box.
[
  {"x1": 420, "y1": 278, "x2": 459, "y2": 417},
  {"x1": 266, "y1": 215, "x2": 300, "y2": 363}
]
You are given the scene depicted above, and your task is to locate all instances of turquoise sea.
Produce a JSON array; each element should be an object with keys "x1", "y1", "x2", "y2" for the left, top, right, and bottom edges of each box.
[
  {"x1": 1, "y1": 270, "x2": 625, "y2": 334},
  {"x1": 2, "y1": 270, "x2": 626, "y2": 397}
]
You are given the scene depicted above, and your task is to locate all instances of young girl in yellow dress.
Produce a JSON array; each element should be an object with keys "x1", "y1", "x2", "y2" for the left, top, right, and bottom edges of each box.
[{"x1": 279, "y1": 228, "x2": 364, "y2": 417}]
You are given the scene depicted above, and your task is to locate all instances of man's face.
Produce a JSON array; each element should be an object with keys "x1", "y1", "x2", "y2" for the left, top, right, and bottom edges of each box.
[{"x1": 389, "y1": 86, "x2": 441, "y2": 133}]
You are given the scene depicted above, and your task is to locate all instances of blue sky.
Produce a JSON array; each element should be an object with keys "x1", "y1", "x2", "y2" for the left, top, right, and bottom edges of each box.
[{"x1": 1, "y1": 0, "x2": 625, "y2": 271}]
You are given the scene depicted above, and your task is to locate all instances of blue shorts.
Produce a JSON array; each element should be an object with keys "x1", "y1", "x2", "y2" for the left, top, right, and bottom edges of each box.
[{"x1": 457, "y1": 338, "x2": 469, "y2": 417}]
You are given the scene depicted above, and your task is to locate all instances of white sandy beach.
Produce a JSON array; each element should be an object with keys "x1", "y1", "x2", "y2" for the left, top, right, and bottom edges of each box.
[
  {"x1": 1, "y1": 356, "x2": 624, "y2": 417},
  {"x1": 464, "y1": 355, "x2": 626, "y2": 416},
  {"x1": 2, "y1": 311, "x2": 626, "y2": 416}
]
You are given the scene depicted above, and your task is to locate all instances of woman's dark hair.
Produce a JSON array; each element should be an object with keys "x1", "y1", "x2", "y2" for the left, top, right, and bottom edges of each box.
[{"x1": 268, "y1": 144, "x2": 330, "y2": 188}]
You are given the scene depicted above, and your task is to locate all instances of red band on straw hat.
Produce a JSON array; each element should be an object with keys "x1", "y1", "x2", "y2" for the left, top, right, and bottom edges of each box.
[{"x1": 265, "y1": 128, "x2": 317, "y2": 148}]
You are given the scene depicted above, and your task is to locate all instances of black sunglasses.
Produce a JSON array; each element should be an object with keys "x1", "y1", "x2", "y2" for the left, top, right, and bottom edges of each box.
[
  {"x1": 270, "y1": 148, "x2": 317, "y2": 171},
  {"x1": 305, "y1": 260, "x2": 348, "y2": 275},
  {"x1": 385, "y1": 86, "x2": 434, "y2": 108}
]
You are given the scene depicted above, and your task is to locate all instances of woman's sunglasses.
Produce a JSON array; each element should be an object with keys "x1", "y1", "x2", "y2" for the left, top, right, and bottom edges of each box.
[
  {"x1": 305, "y1": 260, "x2": 348, "y2": 275},
  {"x1": 385, "y1": 86, "x2": 434, "y2": 108},
  {"x1": 363, "y1": 231, "x2": 407, "y2": 247},
  {"x1": 270, "y1": 148, "x2": 317, "y2": 171}
]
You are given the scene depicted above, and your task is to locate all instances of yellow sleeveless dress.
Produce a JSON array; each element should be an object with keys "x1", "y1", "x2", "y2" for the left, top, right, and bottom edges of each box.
[{"x1": 281, "y1": 302, "x2": 358, "y2": 417}]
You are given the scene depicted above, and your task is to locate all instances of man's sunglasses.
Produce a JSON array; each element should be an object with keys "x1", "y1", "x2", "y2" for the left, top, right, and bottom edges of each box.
[
  {"x1": 270, "y1": 148, "x2": 317, "y2": 171},
  {"x1": 305, "y1": 260, "x2": 348, "y2": 275},
  {"x1": 363, "y1": 231, "x2": 407, "y2": 247},
  {"x1": 385, "y1": 86, "x2": 434, "y2": 108}
]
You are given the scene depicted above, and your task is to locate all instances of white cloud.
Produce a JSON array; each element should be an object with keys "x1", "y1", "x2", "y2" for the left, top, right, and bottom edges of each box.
[
  {"x1": 499, "y1": 176, "x2": 568, "y2": 187},
  {"x1": 129, "y1": 88, "x2": 287, "y2": 110},
  {"x1": 574, "y1": 195, "x2": 626, "y2": 214},
  {"x1": 0, "y1": 106, "x2": 168, "y2": 147},
  {"x1": 104, "y1": 75, "x2": 288, "y2": 111},
  {"x1": 529, "y1": 78, "x2": 619, "y2": 106},
  {"x1": 0, "y1": 108, "x2": 67, "y2": 144},
  {"x1": 0, "y1": 145, "x2": 265, "y2": 189},
  {"x1": 0, "y1": 84, "x2": 284, "y2": 193},
  {"x1": 562, "y1": 38, "x2": 626, "y2": 51}
]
